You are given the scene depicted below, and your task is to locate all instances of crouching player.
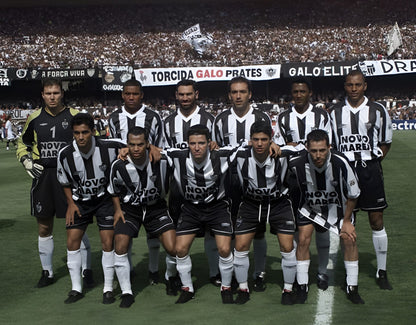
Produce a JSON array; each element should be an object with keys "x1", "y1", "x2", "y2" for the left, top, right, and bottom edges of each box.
[
  {"x1": 233, "y1": 121, "x2": 298, "y2": 305},
  {"x1": 290, "y1": 129, "x2": 364, "y2": 304},
  {"x1": 108, "y1": 127, "x2": 177, "y2": 308},
  {"x1": 57, "y1": 113, "x2": 125, "y2": 304}
]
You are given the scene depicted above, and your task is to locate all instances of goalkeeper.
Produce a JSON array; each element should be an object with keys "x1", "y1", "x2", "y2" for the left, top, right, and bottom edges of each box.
[{"x1": 17, "y1": 78, "x2": 93, "y2": 289}]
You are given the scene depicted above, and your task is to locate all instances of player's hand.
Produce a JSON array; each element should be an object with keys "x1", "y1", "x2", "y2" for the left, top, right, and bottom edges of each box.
[
  {"x1": 340, "y1": 220, "x2": 356, "y2": 242},
  {"x1": 269, "y1": 142, "x2": 281, "y2": 158},
  {"x1": 118, "y1": 147, "x2": 129, "y2": 161},
  {"x1": 113, "y1": 209, "x2": 125, "y2": 227},
  {"x1": 66, "y1": 202, "x2": 81, "y2": 226},
  {"x1": 21, "y1": 155, "x2": 44, "y2": 179},
  {"x1": 209, "y1": 141, "x2": 219, "y2": 151},
  {"x1": 149, "y1": 144, "x2": 162, "y2": 162}
]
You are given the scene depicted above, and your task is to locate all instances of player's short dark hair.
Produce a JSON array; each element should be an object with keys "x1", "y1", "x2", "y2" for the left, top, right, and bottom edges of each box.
[
  {"x1": 228, "y1": 77, "x2": 252, "y2": 93},
  {"x1": 176, "y1": 79, "x2": 198, "y2": 92},
  {"x1": 123, "y1": 79, "x2": 143, "y2": 92},
  {"x1": 306, "y1": 129, "x2": 330, "y2": 147},
  {"x1": 71, "y1": 113, "x2": 94, "y2": 131},
  {"x1": 250, "y1": 121, "x2": 272, "y2": 139},
  {"x1": 127, "y1": 126, "x2": 149, "y2": 142},
  {"x1": 345, "y1": 69, "x2": 366, "y2": 82},
  {"x1": 42, "y1": 78, "x2": 63, "y2": 92},
  {"x1": 291, "y1": 77, "x2": 312, "y2": 91},
  {"x1": 187, "y1": 124, "x2": 211, "y2": 142}
]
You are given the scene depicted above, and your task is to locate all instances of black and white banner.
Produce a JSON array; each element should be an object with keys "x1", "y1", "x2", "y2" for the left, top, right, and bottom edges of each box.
[
  {"x1": 359, "y1": 60, "x2": 416, "y2": 77},
  {"x1": 133, "y1": 65, "x2": 281, "y2": 87},
  {"x1": 281, "y1": 61, "x2": 359, "y2": 78},
  {"x1": 101, "y1": 65, "x2": 134, "y2": 91}
]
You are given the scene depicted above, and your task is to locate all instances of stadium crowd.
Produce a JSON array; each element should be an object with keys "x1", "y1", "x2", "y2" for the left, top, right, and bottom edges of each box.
[{"x1": 0, "y1": 0, "x2": 415, "y2": 69}]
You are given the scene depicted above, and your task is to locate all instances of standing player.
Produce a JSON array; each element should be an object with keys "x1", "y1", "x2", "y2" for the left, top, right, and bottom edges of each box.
[
  {"x1": 57, "y1": 113, "x2": 124, "y2": 304},
  {"x1": 290, "y1": 129, "x2": 364, "y2": 304},
  {"x1": 108, "y1": 127, "x2": 177, "y2": 308},
  {"x1": 108, "y1": 79, "x2": 165, "y2": 284},
  {"x1": 166, "y1": 125, "x2": 238, "y2": 304},
  {"x1": 164, "y1": 79, "x2": 220, "y2": 286},
  {"x1": 5, "y1": 115, "x2": 17, "y2": 150},
  {"x1": 330, "y1": 70, "x2": 393, "y2": 290},
  {"x1": 233, "y1": 121, "x2": 297, "y2": 305},
  {"x1": 274, "y1": 78, "x2": 332, "y2": 291},
  {"x1": 214, "y1": 77, "x2": 277, "y2": 291},
  {"x1": 17, "y1": 78, "x2": 93, "y2": 288}
]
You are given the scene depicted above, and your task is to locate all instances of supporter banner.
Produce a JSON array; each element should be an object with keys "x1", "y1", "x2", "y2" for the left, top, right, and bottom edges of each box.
[
  {"x1": 27, "y1": 68, "x2": 99, "y2": 80},
  {"x1": 101, "y1": 66, "x2": 134, "y2": 91},
  {"x1": 0, "y1": 68, "x2": 14, "y2": 86},
  {"x1": 359, "y1": 60, "x2": 416, "y2": 77},
  {"x1": 132, "y1": 65, "x2": 281, "y2": 87},
  {"x1": 281, "y1": 61, "x2": 359, "y2": 78},
  {"x1": 392, "y1": 119, "x2": 416, "y2": 130}
]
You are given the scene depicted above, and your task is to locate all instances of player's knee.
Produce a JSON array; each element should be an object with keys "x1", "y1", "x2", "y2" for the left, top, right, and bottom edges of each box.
[{"x1": 369, "y1": 211, "x2": 384, "y2": 230}]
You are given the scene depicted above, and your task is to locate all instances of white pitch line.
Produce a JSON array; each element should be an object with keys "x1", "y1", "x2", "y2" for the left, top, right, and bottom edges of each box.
[{"x1": 313, "y1": 231, "x2": 340, "y2": 325}]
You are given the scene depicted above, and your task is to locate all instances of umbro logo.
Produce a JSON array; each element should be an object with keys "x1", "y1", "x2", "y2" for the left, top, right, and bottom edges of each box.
[{"x1": 40, "y1": 123, "x2": 48, "y2": 126}]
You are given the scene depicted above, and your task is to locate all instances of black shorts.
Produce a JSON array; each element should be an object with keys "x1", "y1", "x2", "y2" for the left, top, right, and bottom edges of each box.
[
  {"x1": 354, "y1": 159, "x2": 388, "y2": 211},
  {"x1": 235, "y1": 196, "x2": 296, "y2": 235},
  {"x1": 31, "y1": 167, "x2": 67, "y2": 219},
  {"x1": 114, "y1": 200, "x2": 175, "y2": 238},
  {"x1": 66, "y1": 195, "x2": 114, "y2": 231},
  {"x1": 176, "y1": 199, "x2": 233, "y2": 237}
]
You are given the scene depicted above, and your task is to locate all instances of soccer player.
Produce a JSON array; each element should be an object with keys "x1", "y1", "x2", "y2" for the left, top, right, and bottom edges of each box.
[
  {"x1": 289, "y1": 129, "x2": 364, "y2": 304},
  {"x1": 57, "y1": 113, "x2": 124, "y2": 304},
  {"x1": 5, "y1": 115, "x2": 17, "y2": 150},
  {"x1": 214, "y1": 77, "x2": 278, "y2": 291},
  {"x1": 274, "y1": 78, "x2": 333, "y2": 291},
  {"x1": 233, "y1": 121, "x2": 297, "y2": 305},
  {"x1": 330, "y1": 70, "x2": 393, "y2": 290},
  {"x1": 17, "y1": 78, "x2": 93, "y2": 289},
  {"x1": 164, "y1": 79, "x2": 220, "y2": 286},
  {"x1": 166, "y1": 125, "x2": 237, "y2": 304},
  {"x1": 108, "y1": 126, "x2": 177, "y2": 308},
  {"x1": 108, "y1": 79, "x2": 165, "y2": 284}
]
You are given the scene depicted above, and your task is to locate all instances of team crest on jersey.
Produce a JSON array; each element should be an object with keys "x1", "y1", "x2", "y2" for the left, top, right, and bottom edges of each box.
[
  {"x1": 99, "y1": 164, "x2": 107, "y2": 171},
  {"x1": 150, "y1": 175, "x2": 157, "y2": 183},
  {"x1": 62, "y1": 119, "x2": 69, "y2": 130},
  {"x1": 57, "y1": 168, "x2": 63, "y2": 176},
  {"x1": 331, "y1": 181, "x2": 338, "y2": 187},
  {"x1": 365, "y1": 123, "x2": 372, "y2": 130},
  {"x1": 349, "y1": 180, "x2": 355, "y2": 186},
  {"x1": 36, "y1": 202, "x2": 42, "y2": 213}
]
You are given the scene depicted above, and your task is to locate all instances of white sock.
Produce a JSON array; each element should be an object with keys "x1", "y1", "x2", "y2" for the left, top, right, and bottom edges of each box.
[
  {"x1": 316, "y1": 231, "x2": 330, "y2": 275},
  {"x1": 204, "y1": 233, "x2": 219, "y2": 277},
  {"x1": 39, "y1": 235, "x2": 54, "y2": 277},
  {"x1": 67, "y1": 249, "x2": 82, "y2": 293},
  {"x1": 281, "y1": 248, "x2": 297, "y2": 289},
  {"x1": 372, "y1": 228, "x2": 388, "y2": 273},
  {"x1": 165, "y1": 254, "x2": 177, "y2": 280},
  {"x1": 296, "y1": 260, "x2": 310, "y2": 285},
  {"x1": 80, "y1": 233, "x2": 91, "y2": 272},
  {"x1": 344, "y1": 260, "x2": 359, "y2": 286},
  {"x1": 114, "y1": 253, "x2": 132, "y2": 295},
  {"x1": 147, "y1": 238, "x2": 160, "y2": 273},
  {"x1": 219, "y1": 253, "x2": 233, "y2": 288},
  {"x1": 102, "y1": 250, "x2": 114, "y2": 293},
  {"x1": 234, "y1": 249, "x2": 249, "y2": 285},
  {"x1": 253, "y1": 237, "x2": 267, "y2": 278},
  {"x1": 176, "y1": 255, "x2": 194, "y2": 292}
]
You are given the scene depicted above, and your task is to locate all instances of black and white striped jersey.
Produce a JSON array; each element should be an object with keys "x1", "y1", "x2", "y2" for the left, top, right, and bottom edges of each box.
[
  {"x1": 165, "y1": 146, "x2": 239, "y2": 204},
  {"x1": 273, "y1": 104, "x2": 332, "y2": 147},
  {"x1": 289, "y1": 150, "x2": 360, "y2": 228},
  {"x1": 108, "y1": 105, "x2": 164, "y2": 147},
  {"x1": 330, "y1": 97, "x2": 392, "y2": 161},
  {"x1": 107, "y1": 154, "x2": 170, "y2": 206},
  {"x1": 235, "y1": 146, "x2": 299, "y2": 201},
  {"x1": 164, "y1": 106, "x2": 214, "y2": 149},
  {"x1": 214, "y1": 106, "x2": 271, "y2": 146},
  {"x1": 57, "y1": 137, "x2": 124, "y2": 201}
]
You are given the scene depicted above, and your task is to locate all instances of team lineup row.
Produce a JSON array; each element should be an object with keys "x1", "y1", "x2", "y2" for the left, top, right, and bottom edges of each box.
[{"x1": 16, "y1": 72, "x2": 392, "y2": 308}]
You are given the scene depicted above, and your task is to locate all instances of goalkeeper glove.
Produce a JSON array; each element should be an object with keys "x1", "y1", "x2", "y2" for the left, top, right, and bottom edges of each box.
[{"x1": 21, "y1": 155, "x2": 44, "y2": 179}]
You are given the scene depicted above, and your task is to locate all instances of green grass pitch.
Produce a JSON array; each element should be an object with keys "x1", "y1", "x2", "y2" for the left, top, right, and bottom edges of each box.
[{"x1": 0, "y1": 131, "x2": 415, "y2": 325}]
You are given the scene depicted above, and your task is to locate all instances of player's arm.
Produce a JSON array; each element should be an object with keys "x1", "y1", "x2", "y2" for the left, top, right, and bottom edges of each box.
[
  {"x1": 63, "y1": 186, "x2": 81, "y2": 226},
  {"x1": 209, "y1": 140, "x2": 219, "y2": 151},
  {"x1": 379, "y1": 143, "x2": 391, "y2": 161},
  {"x1": 112, "y1": 196, "x2": 125, "y2": 226},
  {"x1": 269, "y1": 141, "x2": 281, "y2": 158},
  {"x1": 340, "y1": 197, "x2": 357, "y2": 242}
]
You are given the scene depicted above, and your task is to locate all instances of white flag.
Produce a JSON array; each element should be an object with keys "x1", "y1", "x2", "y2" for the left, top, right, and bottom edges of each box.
[
  {"x1": 181, "y1": 24, "x2": 214, "y2": 55},
  {"x1": 182, "y1": 24, "x2": 201, "y2": 44},
  {"x1": 386, "y1": 22, "x2": 403, "y2": 56}
]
